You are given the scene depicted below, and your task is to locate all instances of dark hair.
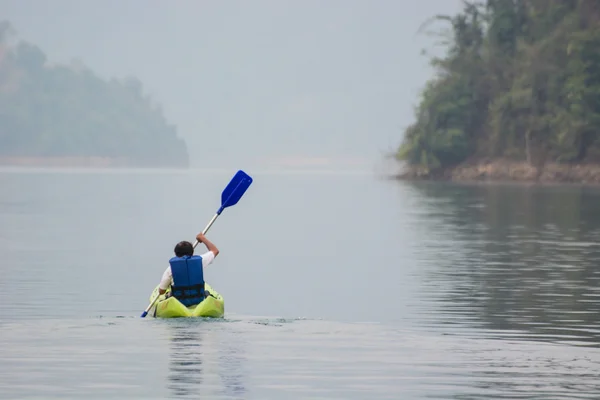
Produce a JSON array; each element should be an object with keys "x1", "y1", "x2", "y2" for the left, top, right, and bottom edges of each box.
[{"x1": 174, "y1": 241, "x2": 194, "y2": 257}]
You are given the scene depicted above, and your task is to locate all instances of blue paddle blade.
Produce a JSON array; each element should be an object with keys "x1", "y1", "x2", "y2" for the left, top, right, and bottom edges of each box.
[{"x1": 218, "y1": 170, "x2": 253, "y2": 214}]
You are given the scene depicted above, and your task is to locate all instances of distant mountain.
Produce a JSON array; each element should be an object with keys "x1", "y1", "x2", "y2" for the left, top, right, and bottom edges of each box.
[{"x1": 0, "y1": 21, "x2": 189, "y2": 168}]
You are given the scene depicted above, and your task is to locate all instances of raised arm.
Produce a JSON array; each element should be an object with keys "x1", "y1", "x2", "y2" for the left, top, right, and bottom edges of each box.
[{"x1": 196, "y1": 233, "x2": 219, "y2": 257}]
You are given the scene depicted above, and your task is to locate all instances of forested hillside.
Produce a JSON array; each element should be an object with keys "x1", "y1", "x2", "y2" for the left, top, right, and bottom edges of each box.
[
  {"x1": 397, "y1": 0, "x2": 600, "y2": 176},
  {"x1": 0, "y1": 21, "x2": 189, "y2": 167}
]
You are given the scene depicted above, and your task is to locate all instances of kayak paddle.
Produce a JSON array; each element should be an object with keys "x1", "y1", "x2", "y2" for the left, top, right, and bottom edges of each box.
[{"x1": 140, "y1": 169, "x2": 253, "y2": 318}]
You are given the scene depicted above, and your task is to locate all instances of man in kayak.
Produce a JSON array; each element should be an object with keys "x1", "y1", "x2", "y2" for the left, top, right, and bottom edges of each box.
[{"x1": 157, "y1": 232, "x2": 220, "y2": 306}]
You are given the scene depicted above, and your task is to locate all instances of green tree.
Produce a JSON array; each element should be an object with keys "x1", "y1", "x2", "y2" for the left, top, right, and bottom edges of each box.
[{"x1": 397, "y1": 0, "x2": 600, "y2": 173}]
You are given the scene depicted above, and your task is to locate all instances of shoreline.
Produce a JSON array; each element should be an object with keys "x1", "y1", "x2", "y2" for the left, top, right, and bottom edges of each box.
[
  {"x1": 393, "y1": 159, "x2": 600, "y2": 186},
  {"x1": 0, "y1": 156, "x2": 186, "y2": 169}
]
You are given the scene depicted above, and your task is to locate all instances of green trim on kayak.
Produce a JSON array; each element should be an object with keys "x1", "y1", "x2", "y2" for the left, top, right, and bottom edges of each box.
[{"x1": 148, "y1": 283, "x2": 224, "y2": 318}]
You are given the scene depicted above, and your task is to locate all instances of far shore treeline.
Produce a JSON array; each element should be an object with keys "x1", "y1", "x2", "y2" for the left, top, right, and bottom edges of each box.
[
  {"x1": 0, "y1": 21, "x2": 189, "y2": 168},
  {"x1": 397, "y1": 0, "x2": 600, "y2": 177}
]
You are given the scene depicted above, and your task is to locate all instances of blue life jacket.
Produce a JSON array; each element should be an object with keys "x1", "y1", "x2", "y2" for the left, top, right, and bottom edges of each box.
[{"x1": 169, "y1": 255, "x2": 205, "y2": 307}]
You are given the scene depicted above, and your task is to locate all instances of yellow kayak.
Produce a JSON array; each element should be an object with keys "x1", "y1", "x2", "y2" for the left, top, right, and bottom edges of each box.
[{"x1": 147, "y1": 283, "x2": 224, "y2": 318}]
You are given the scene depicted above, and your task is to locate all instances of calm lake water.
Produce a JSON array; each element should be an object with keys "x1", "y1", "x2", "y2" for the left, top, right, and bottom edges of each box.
[{"x1": 1, "y1": 167, "x2": 600, "y2": 399}]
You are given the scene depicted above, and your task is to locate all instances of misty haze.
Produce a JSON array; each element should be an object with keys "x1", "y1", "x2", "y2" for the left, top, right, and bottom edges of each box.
[
  {"x1": 2, "y1": 1, "x2": 600, "y2": 399},
  {"x1": 1, "y1": 0, "x2": 461, "y2": 170}
]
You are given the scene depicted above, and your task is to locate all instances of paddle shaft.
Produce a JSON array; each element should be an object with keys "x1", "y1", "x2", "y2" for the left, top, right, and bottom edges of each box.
[{"x1": 193, "y1": 213, "x2": 219, "y2": 249}]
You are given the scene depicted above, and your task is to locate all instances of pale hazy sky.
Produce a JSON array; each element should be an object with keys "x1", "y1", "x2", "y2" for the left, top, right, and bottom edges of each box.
[{"x1": 1, "y1": 0, "x2": 464, "y2": 168}]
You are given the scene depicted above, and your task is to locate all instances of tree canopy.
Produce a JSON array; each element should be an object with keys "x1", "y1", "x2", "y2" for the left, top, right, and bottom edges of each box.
[
  {"x1": 397, "y1": 0, "x2": 600, "y2": 173},
  {"x1": 0, "y1": 21, "x2": 189, "y2": 167}
]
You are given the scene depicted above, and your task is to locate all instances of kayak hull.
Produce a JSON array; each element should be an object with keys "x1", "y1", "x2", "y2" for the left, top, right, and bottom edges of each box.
[{"x1": 148, "y1": 283, "x2": 224, "y2": 318}]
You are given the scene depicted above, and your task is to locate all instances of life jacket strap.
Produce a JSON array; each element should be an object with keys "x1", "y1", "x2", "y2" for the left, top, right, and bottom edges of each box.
[{"x1": 172, "y1": 283, "x2": 205, "y2": 300}]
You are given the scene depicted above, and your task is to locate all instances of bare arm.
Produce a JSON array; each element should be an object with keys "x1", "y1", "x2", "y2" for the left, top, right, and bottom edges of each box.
[
  {"x1": 158, "y1": 267, "x2": 171, "y2": 295},
  {"x1": 196, "y1": 233, "x2": 219, "y2": 257}
]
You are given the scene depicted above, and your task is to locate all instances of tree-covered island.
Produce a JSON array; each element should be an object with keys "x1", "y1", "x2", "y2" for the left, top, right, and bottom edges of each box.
[{"x1": 396, "y1": 0, "x2": 600, "y2": 183}]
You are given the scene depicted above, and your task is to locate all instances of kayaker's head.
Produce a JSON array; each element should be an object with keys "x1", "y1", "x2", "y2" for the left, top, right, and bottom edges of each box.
[{"x1": 174, "y1": 241, "x2": 194, "y2": 257}]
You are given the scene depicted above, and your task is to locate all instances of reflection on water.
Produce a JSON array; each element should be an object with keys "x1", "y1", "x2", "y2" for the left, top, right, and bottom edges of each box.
[
  {"x1": 166, "y1": 320, "x2": 247, "y2": 399},
  {"x1": 1, "y1": 317, "x2": 599, "y2": 399},
  {"x1": 167, "y1": 322, "x2": 205, "y2": 397},
  {"x1": 216, "y1": 332, "x2": 246, "y2": 398},
  {"x1": 407, "y1": 182, "x2": 600, "y2": 347}
]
